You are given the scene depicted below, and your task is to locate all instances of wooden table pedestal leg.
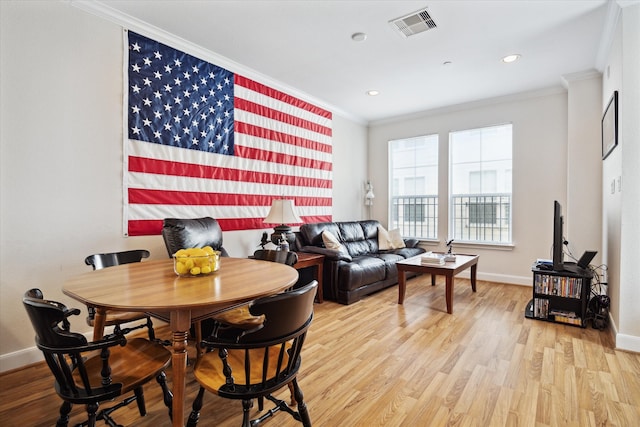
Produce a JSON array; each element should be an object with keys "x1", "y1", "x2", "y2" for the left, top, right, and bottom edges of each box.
[
  {"x1": 92, "y1": 308, "x2": 107, "y2": 341},
  {"x1": 171, "y1": 329, "x2": 188, "y2": 426},
  {"x1": 171, "y1": 310, "x2": 191, "y2": 427}
]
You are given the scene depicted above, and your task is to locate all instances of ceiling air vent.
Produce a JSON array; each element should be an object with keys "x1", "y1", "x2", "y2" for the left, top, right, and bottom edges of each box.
[{"x1": 389, "y1": 7, "x2": 437, "y2": 38}]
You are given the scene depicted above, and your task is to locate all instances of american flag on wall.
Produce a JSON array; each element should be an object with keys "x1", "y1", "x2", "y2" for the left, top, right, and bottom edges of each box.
[{"x1": 124, "y1": 31, "x2": 332, "y2": 236}]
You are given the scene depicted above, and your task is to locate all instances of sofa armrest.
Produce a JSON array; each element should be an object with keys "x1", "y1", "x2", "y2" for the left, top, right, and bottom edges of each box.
[
  {"x1": 403, "y1": 238, "x2": 421, "y2": 248},
  {"x1": 299, "y1": 245, "x2": 353, "y2": 262}
]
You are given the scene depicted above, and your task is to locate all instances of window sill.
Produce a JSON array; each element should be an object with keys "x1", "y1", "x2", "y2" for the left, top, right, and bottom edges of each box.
[
  {"x1": 448, "y1": 241, "x2": 514, "y2": 251},
  {"x1": 418, "y1": 239, "x2": 514, "y2": 251}
]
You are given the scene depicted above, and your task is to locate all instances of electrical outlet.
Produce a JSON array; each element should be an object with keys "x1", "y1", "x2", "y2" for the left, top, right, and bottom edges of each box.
[
  {"x1": 616, "y1": 176, "x2": 621, "y2": 192},
  {"x1": 611, "y1": 179, "x2": 616, "y2": 194}
]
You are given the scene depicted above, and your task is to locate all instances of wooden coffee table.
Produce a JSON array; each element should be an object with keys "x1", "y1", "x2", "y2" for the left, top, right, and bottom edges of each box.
[{"x1": 397, "y1": 253, "x2": 479, "y2": 314}]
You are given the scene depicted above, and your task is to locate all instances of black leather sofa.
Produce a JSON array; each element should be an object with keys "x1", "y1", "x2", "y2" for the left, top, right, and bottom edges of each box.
[{"x1": 294, "y1": 220, "x2": 425, "y2": 305}]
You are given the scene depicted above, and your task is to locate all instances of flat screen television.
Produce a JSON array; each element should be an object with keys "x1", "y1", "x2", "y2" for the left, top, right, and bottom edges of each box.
[{"x1": 552, "y1": 200, "x2": 564, "y2": 271}]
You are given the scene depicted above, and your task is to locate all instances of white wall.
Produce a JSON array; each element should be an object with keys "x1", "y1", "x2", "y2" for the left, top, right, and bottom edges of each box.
[
  {"x1": 369, "y1": 89, "x2": 577, "y2": 285},
  {"x1": 0, "y1": 1, "x2": 368, "y2": 372},
  {"x1": 601, "y1": 2, "x2": 640, "y2": 351},
  {"x1": 565, "y1": 73, "x2": 603, "y2": 265},
  {"x1": 617, "y1": 2, "x2": 640, "y2": 349}
]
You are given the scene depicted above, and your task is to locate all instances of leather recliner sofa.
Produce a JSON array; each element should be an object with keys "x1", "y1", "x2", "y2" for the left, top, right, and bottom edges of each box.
[{"x1": 294, "y1": 220, "x2": 425, "y2": 305}]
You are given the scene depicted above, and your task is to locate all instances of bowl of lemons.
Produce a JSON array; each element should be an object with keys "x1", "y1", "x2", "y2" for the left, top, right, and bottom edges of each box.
[{"x1": 173, "y1": 246, "x2": 221, "y2": 277}]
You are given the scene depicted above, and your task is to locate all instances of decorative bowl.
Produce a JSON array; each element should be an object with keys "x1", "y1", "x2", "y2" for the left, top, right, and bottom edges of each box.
[{"x1": 173, "y1": 247, "x2": 220, "y2": 277}]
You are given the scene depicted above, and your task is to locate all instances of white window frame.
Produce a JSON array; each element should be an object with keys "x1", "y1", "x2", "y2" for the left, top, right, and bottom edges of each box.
[
  {"x1": 448, "y1": 124, "x2": 513, "y2": 245},
  {"x1": 388, "y1": 134, "x2": 439, "y2": 240}
]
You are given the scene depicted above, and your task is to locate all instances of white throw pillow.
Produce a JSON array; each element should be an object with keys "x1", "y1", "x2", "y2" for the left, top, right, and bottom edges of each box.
[
  {"x1": 388, "y1": 228, "x2": 406, "y2": 249},
  {"x1": 378, "y1": 225, "x2": 392, "y2": 250},
  {"x1": 322, "y1": 230, "x2": 344, "y2": 251},
  {"x1": 378, "y1": 225, "x2": 405, "y2": 250}
]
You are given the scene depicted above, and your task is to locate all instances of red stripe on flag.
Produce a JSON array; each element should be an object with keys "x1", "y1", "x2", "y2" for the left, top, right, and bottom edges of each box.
[
  {"x1": 127, "y1": 217, "x2": 272, "y2": 236},
  {"x1": 216, "y1": 217, "x2": 271, "y2": 231},
  {"x1": 236, "y1": 122, "x2": 332, "y2": 155},
  {"x1": 129, "y1": 156, "x2": 332, "y2": 189},
  {"x1": 235, "y1": 98, "x2": 332, "y2": 137},
  {"x1": 128, "y1": 216, "x2": 333, "y2": 236},
  {"x1": 299, "y1": 215, "x2": 332, "y2": 224},
  {"x1": 235, "y1": 75, "x2": 332, "y2": 120},
  {"x1": 233, "y1": 145, "x2": 332, "y2": 172},
  {"x1": 128, "y1": 219, "x2": 164, "y2": 236},
  {"x1": 128, "y1": 188, "x2": 333, "y2": 207}
]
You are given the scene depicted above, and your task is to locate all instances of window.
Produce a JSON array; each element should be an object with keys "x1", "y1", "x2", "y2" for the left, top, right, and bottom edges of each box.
[
  {"x1": 388, "y1": 135, "x2": 438, "y2": 239},
  {"x1": 449, "y1": 124, "x2": 512, "y2": 244}
]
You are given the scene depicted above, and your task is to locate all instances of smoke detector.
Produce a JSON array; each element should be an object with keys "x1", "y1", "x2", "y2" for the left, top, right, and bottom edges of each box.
[{"x1": 389, "y1": 7, "x2": 437, "y2": 38}]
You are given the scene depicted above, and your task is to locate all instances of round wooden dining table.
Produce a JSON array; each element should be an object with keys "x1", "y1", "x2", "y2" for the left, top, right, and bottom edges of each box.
[{"x1": 63, "y1": 257, "x2": 299, "y2": 427}]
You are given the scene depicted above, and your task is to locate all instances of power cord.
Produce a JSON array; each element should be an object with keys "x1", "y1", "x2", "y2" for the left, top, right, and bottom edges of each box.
[{"x1": 586, "y1": 263, "x2": 609, "y2": 329}]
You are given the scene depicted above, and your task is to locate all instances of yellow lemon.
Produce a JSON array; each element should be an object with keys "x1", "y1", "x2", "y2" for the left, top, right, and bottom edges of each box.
[
  {"x1": 201, "y1": 265, "x2": 212, "y2": 274},
  {"x1": 190, "y1": 266, "x2": 201, "y2": 275},
  {"x1": 175, "y1": 262, "x2": 188, "y2": 275},
  {"x1": 202, "y1": 246, "x2": 214, "y2": 255},
  {"x1": 175, "y1": 249, "x2": 188, "y2": 257}
]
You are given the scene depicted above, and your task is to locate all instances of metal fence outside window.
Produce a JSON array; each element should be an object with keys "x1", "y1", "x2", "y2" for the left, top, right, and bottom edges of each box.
[
  {"x1": 390, "y1": 195, "x2": 438, "y2": 239},
  {"x1": 390, "y1": 194, "x2": 511, "y2": 243},
  {"x1": 451, "y1": 194, "x2": 511, "y2": 243}
]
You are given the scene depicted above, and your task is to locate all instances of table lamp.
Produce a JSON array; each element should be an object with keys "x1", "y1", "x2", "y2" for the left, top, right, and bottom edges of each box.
[{"x1": 263, "y1": 199, "x2": 302, "y2": 245}]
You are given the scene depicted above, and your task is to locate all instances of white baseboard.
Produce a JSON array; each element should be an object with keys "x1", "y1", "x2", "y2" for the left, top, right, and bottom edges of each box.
[
  {"x1": 610, "y1": 315, "x2": 640, "y2": 353},
  {"x1": 1, "y1": 329, "x2": 104, "y2": 373},
  {"x1": 616, "y1": 333, "x2": 640, "y2": 353},
  {"x1": 454, "y1": 270, "x2": 531, "y2": 286},
  {"x1": 0, "y1": 345, "x2": 44, "y2": 373}
]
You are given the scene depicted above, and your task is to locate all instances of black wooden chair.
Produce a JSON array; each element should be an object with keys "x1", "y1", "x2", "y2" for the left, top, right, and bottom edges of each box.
[
  {"x1": 161, "y1": 217, "x2": 229, "y2": 258},
  {"x1": 253, "y1": 249, "x2": 298, "y2": 267},
  {"x1": 212, "y1": 249, "x2": 300, "y2": 331},
  {"x1": 22, "y1": 289, "x2": 173, "y2": 427},
  {"x1": 187, "y1": 281, "x2": 317, "y2": 427},
  {"x1": 84, "y1": 249, "x2": 156, "y2": 341}
]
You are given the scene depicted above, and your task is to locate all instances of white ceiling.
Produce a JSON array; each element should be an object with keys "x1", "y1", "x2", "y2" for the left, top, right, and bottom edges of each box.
[{"x1": 92, "y1": 0, "x2": 613, "y2": 123}]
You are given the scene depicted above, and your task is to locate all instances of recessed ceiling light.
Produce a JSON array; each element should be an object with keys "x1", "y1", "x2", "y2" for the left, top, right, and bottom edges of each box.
[
  {"x1": 351, "y1": 32, "x2": 367, "y2": 42},
  {"x1": 502, "y1": 54, "x2": 521, "y2": 63},
  {"x1": 366, "y1": 90, "x2": 379, "y2": 96}
]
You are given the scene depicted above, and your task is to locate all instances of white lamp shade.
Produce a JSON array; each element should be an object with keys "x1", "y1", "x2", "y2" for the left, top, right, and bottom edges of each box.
[{"x1": 263, "y1": 199, "x2": 302, "y2": 225}]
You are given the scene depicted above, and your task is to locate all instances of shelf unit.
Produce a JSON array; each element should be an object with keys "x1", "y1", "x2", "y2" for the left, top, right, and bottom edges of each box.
[{"x1": 525, "y1": 265, "x2": 592, "y2": 328}]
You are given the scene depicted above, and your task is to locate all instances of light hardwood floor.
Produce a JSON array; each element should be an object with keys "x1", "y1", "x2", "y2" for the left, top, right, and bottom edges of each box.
[{"x1": 2, "y1": 275, "x2": 639, "y2": 426}]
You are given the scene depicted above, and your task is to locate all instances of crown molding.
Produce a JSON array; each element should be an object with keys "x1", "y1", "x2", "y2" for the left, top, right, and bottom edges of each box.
[
  {"x1": 369, "y1": 86, "x2": 568, "y2": 127},
  {"x1": 560, "y1": 69, "x2": 603, "y2": 89},
  {"x1": 595, "y1": 0, "x2": 622, "y2": 71}
]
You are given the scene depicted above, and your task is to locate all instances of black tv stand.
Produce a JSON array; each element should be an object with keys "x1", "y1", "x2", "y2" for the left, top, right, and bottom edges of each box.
[{"x1": 525, "y1": 264, "x2": 592, "y2": 328}]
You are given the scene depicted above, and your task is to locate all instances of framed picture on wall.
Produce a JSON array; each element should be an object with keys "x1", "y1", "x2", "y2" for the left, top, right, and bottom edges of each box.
[{"x1": 602, "y1": 90, "x2": 618, "y2": 160}]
